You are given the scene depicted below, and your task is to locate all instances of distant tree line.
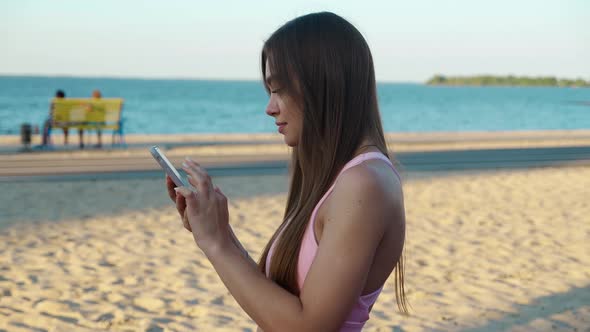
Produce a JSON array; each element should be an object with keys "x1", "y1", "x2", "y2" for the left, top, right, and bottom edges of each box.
[{"x1": 426, "y1": 75, "x2": 590, "y2": 87}]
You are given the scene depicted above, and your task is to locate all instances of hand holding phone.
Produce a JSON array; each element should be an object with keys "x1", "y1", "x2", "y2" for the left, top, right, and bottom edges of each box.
[
  {"x1": 150, "y1": 145, "x2": 188, "y2": 188},
  {"x1": 152, "y1": 145, "x2": 195, "y2": 232}
]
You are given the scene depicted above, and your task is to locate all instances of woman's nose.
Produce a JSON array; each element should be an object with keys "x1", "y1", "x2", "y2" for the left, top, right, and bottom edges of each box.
[{"x1": 265, "y1": 98, "x2": 279, "y2": 116}]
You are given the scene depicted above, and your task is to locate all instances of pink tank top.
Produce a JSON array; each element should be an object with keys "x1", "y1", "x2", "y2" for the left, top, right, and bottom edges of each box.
[{"x1": 265, "y1": 152, "x2": 401, "y2": 331}]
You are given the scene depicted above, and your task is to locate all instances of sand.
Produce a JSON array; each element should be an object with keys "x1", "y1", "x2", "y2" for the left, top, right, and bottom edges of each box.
[{"x1": 0, "y1": 165, "x2": 589, "y2": 331}]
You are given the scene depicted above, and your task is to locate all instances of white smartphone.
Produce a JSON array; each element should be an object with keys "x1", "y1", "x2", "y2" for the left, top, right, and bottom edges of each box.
[{"x1": 150, "y1": 145, "x2": 187, "y2": 187}]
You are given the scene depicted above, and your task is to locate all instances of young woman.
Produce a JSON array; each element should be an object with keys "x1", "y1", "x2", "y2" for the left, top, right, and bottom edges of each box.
[{"x1": 169, "y1": 11, "x2": 407, "y2": 331}]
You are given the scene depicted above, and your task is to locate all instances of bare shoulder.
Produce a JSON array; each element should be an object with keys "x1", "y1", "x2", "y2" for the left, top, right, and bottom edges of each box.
[
  {"x1": 324, "y1": 159, "x2": 404, "y2": 231},
  {"x1": 334, "y1": 159, "x2": 403, "y2": 205}
]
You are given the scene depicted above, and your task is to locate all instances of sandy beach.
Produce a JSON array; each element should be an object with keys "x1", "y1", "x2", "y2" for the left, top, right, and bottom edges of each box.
[{"x1": 1, "y1": 153, "x2": 589, "y2": 331}]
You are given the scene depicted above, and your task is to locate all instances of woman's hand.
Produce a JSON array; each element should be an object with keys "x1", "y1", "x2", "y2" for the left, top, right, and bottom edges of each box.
[
  {"x1": 166, "y1": 175, "x2": 191, "y2": 232},
  {"x1": 166, "y1": 170, "x2": 253, "y2": 262},
  {"x1": 174, "y1": 158, "x2": 232, "y2": 252}
]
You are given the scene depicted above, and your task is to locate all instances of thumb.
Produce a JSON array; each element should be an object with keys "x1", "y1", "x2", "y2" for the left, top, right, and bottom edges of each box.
[
  {"x1": 214, "y1": 186, "x2": 228, "y2": 201},
  {"x1": 175, "y1": 187, "x2": 198, "y2": 204}
]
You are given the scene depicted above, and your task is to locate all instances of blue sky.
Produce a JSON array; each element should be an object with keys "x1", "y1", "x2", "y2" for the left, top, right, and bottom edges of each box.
[{"x1": 0, "y1": 0, "x2": 588, "y2": 82}]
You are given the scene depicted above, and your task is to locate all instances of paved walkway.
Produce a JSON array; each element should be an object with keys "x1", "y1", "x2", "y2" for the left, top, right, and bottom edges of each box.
[{"x1": 2, "y1": 144, "x2": 590, "y2": 182}]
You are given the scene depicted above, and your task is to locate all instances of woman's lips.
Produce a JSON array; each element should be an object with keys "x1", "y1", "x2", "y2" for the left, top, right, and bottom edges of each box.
[{"x1": 276, "y1": 122, "x2": 287, "y2": 134}]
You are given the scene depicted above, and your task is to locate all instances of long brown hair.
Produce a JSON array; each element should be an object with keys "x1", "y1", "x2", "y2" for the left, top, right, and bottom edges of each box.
[{"x1": 258, "y1": 12, "x2": 407, "y2": 313}]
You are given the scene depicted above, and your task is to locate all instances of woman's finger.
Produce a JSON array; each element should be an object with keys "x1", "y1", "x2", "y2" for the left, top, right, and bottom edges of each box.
[
  {"x1": 175, "y1": 187, "x2": 198, "y2": 231},
  {"x1": 175, "y1": 186, "x2": 198, "y2": 207},
  {"x1": 175, "y1": 192, "x2": 190, "y2": 231},
  {"x1": 214, "y1": 186, "x2": 228, "y2": 206},
  {"x1": 175, "y1": 190, "x2": 187, "y2": 218},
  {"x1": 166, "y1": 175, "x2": 177, "y2": 202},
  {"x1": 182, "y1": 158, "x2": 214, "y2": 199},
  {"x1": 182, "y1": 210, "x2": 192, "y2": 232},
  {"x1": 183, "y1": 158, "x2": 211, "y2": 186}
]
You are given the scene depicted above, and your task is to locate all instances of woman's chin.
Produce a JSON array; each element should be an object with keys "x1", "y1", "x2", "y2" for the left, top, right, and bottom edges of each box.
[{"x1": 283, "y1": 136, "x2": 298, "y2": 147}]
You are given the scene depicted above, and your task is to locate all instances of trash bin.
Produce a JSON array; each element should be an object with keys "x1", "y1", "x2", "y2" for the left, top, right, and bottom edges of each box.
[{"x1": 20, "y1": 123, "x2": 32, "y2": 150}]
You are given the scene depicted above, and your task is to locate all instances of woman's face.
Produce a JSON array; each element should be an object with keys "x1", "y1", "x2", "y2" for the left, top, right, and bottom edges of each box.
[{"x1": 265, "y1": 60, "x2": 303, "y2": 147}]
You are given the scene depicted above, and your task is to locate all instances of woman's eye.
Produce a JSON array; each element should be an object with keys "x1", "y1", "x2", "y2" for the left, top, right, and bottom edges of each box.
[{"x1": 270, "y1": 88, "x2": 282, "y2": 94}]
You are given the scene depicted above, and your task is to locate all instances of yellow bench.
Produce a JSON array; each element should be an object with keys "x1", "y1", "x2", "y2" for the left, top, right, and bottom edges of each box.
[{"x1": 49, "y1": 98, "x2": 125, "y2": 146}]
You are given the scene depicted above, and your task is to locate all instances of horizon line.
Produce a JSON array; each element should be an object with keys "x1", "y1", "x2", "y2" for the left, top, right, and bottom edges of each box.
[
  {"x1": 2, "y1": 72, "x2": 587, "y2": 84},
  {"x1": 0, "y1": 73, "x2": 422, "y2": 84}
]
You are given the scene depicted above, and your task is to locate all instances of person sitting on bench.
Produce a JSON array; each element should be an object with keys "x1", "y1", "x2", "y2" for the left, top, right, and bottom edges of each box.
[{"x1": 42, "y1": 89, "x2": 83, "y2": 147}]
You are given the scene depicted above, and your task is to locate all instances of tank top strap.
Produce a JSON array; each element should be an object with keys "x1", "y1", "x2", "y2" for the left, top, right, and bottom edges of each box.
[
  {"x1": 269, "y1": 151, "x2": 401, "y2": 279},
  {"x1": 338, "y1": 151, "x2": 401, "y2": 181},
  {"x1": 307, "y1": 151, "x2": 401, "y2": 241}
]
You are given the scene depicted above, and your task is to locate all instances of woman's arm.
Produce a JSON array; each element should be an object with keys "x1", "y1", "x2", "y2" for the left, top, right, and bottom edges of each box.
[
  {"x1": 228, "y1": 224, "x2": 258, "y2": 268},
  {"x1": 177, "y1": 159, "x2": 401, "y2": 332},
  {"x1": 203, "y1": 236, "x2": 307, "y2": 331}
]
